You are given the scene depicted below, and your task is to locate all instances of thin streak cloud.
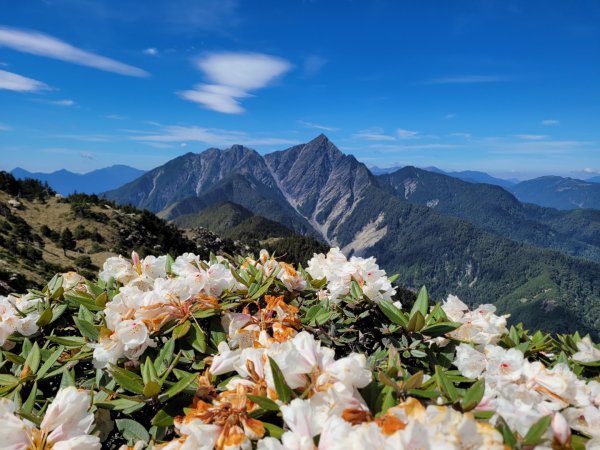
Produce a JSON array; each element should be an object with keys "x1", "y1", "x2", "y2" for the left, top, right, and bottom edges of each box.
[{"x1": 0, "y1": 26, "x2": 149, "y2": 77}]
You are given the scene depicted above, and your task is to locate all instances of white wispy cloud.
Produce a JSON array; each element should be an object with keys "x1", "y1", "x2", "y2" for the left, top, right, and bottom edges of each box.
[
  {"x1": 298, "y1": 120, "x2": 338, "y2": 132},
  {"x1": 426, "y1": 75, "x2": 509, "y2": 84},
  {"x1": 513, "y1": 134, "x2": 548, "y2": 140},
  {"x1": 143, "y1": 48, "x2": 158, "y2": 56},
  {"x1": 541, "y1": 119, "x2": 559, "y2": 126},
  {"x1": 131, "y1": 125, "x2": 299, "y2": 146},
  {"x1": 487, "y1": 140, "x2": 592, "y2": 155},
  {"x1": 0, "y1": 123, "x2": 11, "y2": 131},
  {"x1": 105, "y1": 114, "x2": 127, "y2": 120},
  {"x1": 0, "y1": 69, "x2": 48, "y2": 92},
  {"x1": 353, "y1": 128, "x2": 396, "y2": 141},
  {"x1": 444, "y1": 113, "x2": 456, "y2": 119},
  {"x1": 49, "y1": 99, "x2": 76, "y2": 106},
  {"x1": 449, "y1": 132, "x2": 472, "y2": 138},
  {"x1": 303, "y1": 55, "x2": 327, "y2": 76},
  {"x1": 397, "y1": 128, "x2": 419, "y2": 139},
  {"x1": 79, "y1": 151, "x2": 94, "y2": 160},
  {"x1": 368, "y1": 143, "x2": 460, "y2": 152},
  {"x1": 51, "y1": 133, "x2": 112, "y2": 142},
  {"x1": 0, "y1": 26, "x2": 148, "y2": 77},
  {"x1": 179, "y1": 52, "x2": 292, "y2": 113}
]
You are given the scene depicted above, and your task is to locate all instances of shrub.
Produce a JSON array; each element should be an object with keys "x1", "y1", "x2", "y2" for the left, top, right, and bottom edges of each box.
[{"x1": 0, "y1": 248, "x2": 598, "y2": 449}]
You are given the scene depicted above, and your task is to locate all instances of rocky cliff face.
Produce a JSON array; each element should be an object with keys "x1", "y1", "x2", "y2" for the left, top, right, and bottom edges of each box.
[
  {"x1": 104, "y1": 146, "x2": 277, "y2": 212},
  {"x1": 265, "y1": 134, "x2": 377, "y2": 247}
]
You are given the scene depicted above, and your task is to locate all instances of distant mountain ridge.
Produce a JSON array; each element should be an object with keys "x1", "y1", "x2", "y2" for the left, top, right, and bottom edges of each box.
[
  {"x1": 105, "y1": 146, "x2": 317, "y2": 236},
  {"x1": 105, "y1": 134, "x2": 600, "y2": 337},
  {"x1": 378, "y1": 166, "x2": 600, "y2": 262},
  {"x1": 370, "y1": 165, "x2": 516, "y2": 189},
  {"x1": 11, "y1": 165, "x2": 146, "y2": 195},
  {"x1": 510, "y1": 176, "x2": 600, "y2": 210}
]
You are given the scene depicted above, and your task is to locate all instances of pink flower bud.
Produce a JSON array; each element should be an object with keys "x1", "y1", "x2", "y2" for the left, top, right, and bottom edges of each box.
[
  {"x1": 131, "y1": 251, "x2": 140, "y2": 267},
  {"x1": 552, "y1": 412, "x2": 571, "y2": 445}
]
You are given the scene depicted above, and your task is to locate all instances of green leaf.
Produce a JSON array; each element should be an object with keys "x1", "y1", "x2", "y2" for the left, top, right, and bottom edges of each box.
[
  {"x1": 160, "y1": 372, "x2": 197, "y2": 401},
  {"x1": 0, "y1": 374, "x2": 19, "y2": 386},
  {"x1": 154, "y1": 338, "x2": 175, "y2": 374},
  {"x1": 36, "y1": 306, "x2": 53, "y2": 327},
  {"x1": 435, "y1": 365, "x2": 458, "y2": 403},
  {"x1": 144, "y1": 380, "x2": 161, "y2": 398},
  {"x1": 50, "y1": 304, "x2": 68, "y2": 323},
  {"x1": 403, "y1": 371, "x2": 424, "y2": 390},
  {"x1": 420, "y1": 322, "x2": 461, "y2": 337},
  {"x1": 189, "y1": 323, "x2": 207, "y2": 354},
  {"x1": 377, "y1": 299, "x2": 408, "y2": 327},
  {"x1": 116, "y1": 418, "x2": 150, "y2": 444},
  {"x1": 94, "y1": 398, "x2": 143, "y2": 411},
  {"x1": 350, "y1": 280, "x2": 363, "y2": 299},
  {"x1": 263, "y1": 422, "x2": 284, "y2": 439},
  {"x1": 461, "y1": 379, "x2": 485, "y2": 411},
  {"x1": 64, "y1": 292, "x2": 103, "y2": 312},
  {"x1": 111, "y1": 366, "x2": 145, "y2": 395},
  {"x1": 496, "y1": 417, "x2": 517, "y2": 447},
  {"x1": 523, "y1": 415, "x2": 552, "y2": 446},
  {"x1": 151, "y1": 408, "x2": 175, "y2": 427},
  {"x1": 165, "y1": 254, "x2": 175, "y2": 275},
  {"x1": 22, "y1": 381, "x2": 37, "y2": 414},
  {"x1": 247, "y1": 394, "x2": 280, "y2": 411},
  {"x1": 47, "y1": 274, "x2": 63, "y2": 295},
  {"x1": 36, "y1": 346, "x2": 64, "y2": 380},
  {"x1": 410, "y1": 286, "x2": 429, "y2": 318},
  {"x1": 24, "y1": 342, "x2": 41, "y2": 375},
  {"x1": 74, "y1": 317, "x2": 99, "y2": 341},
  {"x1": 47, "y1": 336, "x2": 86, "y2": 347},
  {"x1": 379, "y1": 386, "x2": 396, "y2": 414},
  {"x1": 172, "y1": 321, "x2": 191, "y2": 340},
  {"x1": 250, "y1": 274, "x2": 276, "y2": 300},
  {"x1": 407, "y1": 310, "x2": 425, "y2": 332},
  {"x1": 268, "y1": 357, "x2": 294, "y2": 404}
]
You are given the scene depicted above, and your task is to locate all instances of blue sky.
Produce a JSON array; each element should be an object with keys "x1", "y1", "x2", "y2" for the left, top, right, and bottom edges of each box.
[{"x1": 0, "y1": 0, "x2": 599, "y2": 180}]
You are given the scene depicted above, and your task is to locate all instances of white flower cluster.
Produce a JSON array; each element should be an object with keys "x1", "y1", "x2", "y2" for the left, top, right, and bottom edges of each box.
[
  {"x1": 455, "y1": 342, "x2": 600, "y2": 445},
  {"x1": 306, "y1": 247, "x2": 396, "y2": 303},
  {"x1": 159, "y1": 317, "x2": 508, "y2": 449},
  {"x1": 244, "y1": 249, "x2": 307, "y2": 292},
  {"x1": 258, "y1": 397, "x2": 504, "y2": 450},
  {"x1": 93, "y1": 252, "x2": 239, "y2": 368},
  {"x1": 0, "y1": 293, "x2": 42, "y2": 348},
  {"x1": 211, "y1": 330, "x2": 372, "y2": 395},
  {"x1": 442, "y1": 295, "x2": 509, "y2": 346},
  {"x1": 0, "y1": 386, "x2": 100, "y2": 449},
  {"x1": 0, "y1": 271, "x2": 89, "y2": 349}
]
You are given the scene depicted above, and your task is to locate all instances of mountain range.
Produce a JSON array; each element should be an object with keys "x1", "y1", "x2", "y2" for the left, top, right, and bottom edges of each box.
[
  {"x1": 105, "y1": 135, "x2": 600, "y2": 337},
  {"x1": 11, "y1": 165, "x2": 146, "y2": 195},
  {"x1": 371, "y1": 165, "x2": 516, "y2": 189},
  {"x1": 509, "y1": 176, "x2": 600, "y2": 210},
  {"x1": 377, "y1": 166, "x2": 600, "y2": 263}
]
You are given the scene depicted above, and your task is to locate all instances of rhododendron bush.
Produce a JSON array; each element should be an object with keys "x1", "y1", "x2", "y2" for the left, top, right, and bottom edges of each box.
[{"x1": 1, "y1": 248, "x2": 600, "y2": 449}]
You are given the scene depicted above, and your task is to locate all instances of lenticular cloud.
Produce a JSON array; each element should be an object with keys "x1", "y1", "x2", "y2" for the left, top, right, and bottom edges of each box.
[{"x1": 179, "y1": 52, "x2": 292, "y2": 113}]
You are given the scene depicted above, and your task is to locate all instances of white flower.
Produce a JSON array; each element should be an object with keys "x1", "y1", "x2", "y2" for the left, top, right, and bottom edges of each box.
[
  {"x1": 140, "y1": 255, "x2": 168, "y2": 279},
  {"x1": 157, "y1": 420, "x2": 221, "y2": 450},
  {"x1": 278, "y1": 263, "x2": 307, "y2": 292},
  {"x1": 443, "y1": 297, "x2": 508, "y2": 346},
  {"x1": 454, "y1": 343, "x2": 486, "y2": 379},
  {"x1": 0, "y1": 387, "x2": 100, "y2": 450},
  {"x1": 573, "y1": 336, "x2": 600, "y2": 363},
  {"x1": 0, "y1": 294, "x2": 42, "y2": 348},
  {"x1": 306, "y1": 248, "x2": 395, "y2": 304},
  {"x1": 210, "y1": 341, "x2": 242, "y2": 376},
  {"x1": 99, "y1": 256, "x2": 137, "y2": 284}
]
